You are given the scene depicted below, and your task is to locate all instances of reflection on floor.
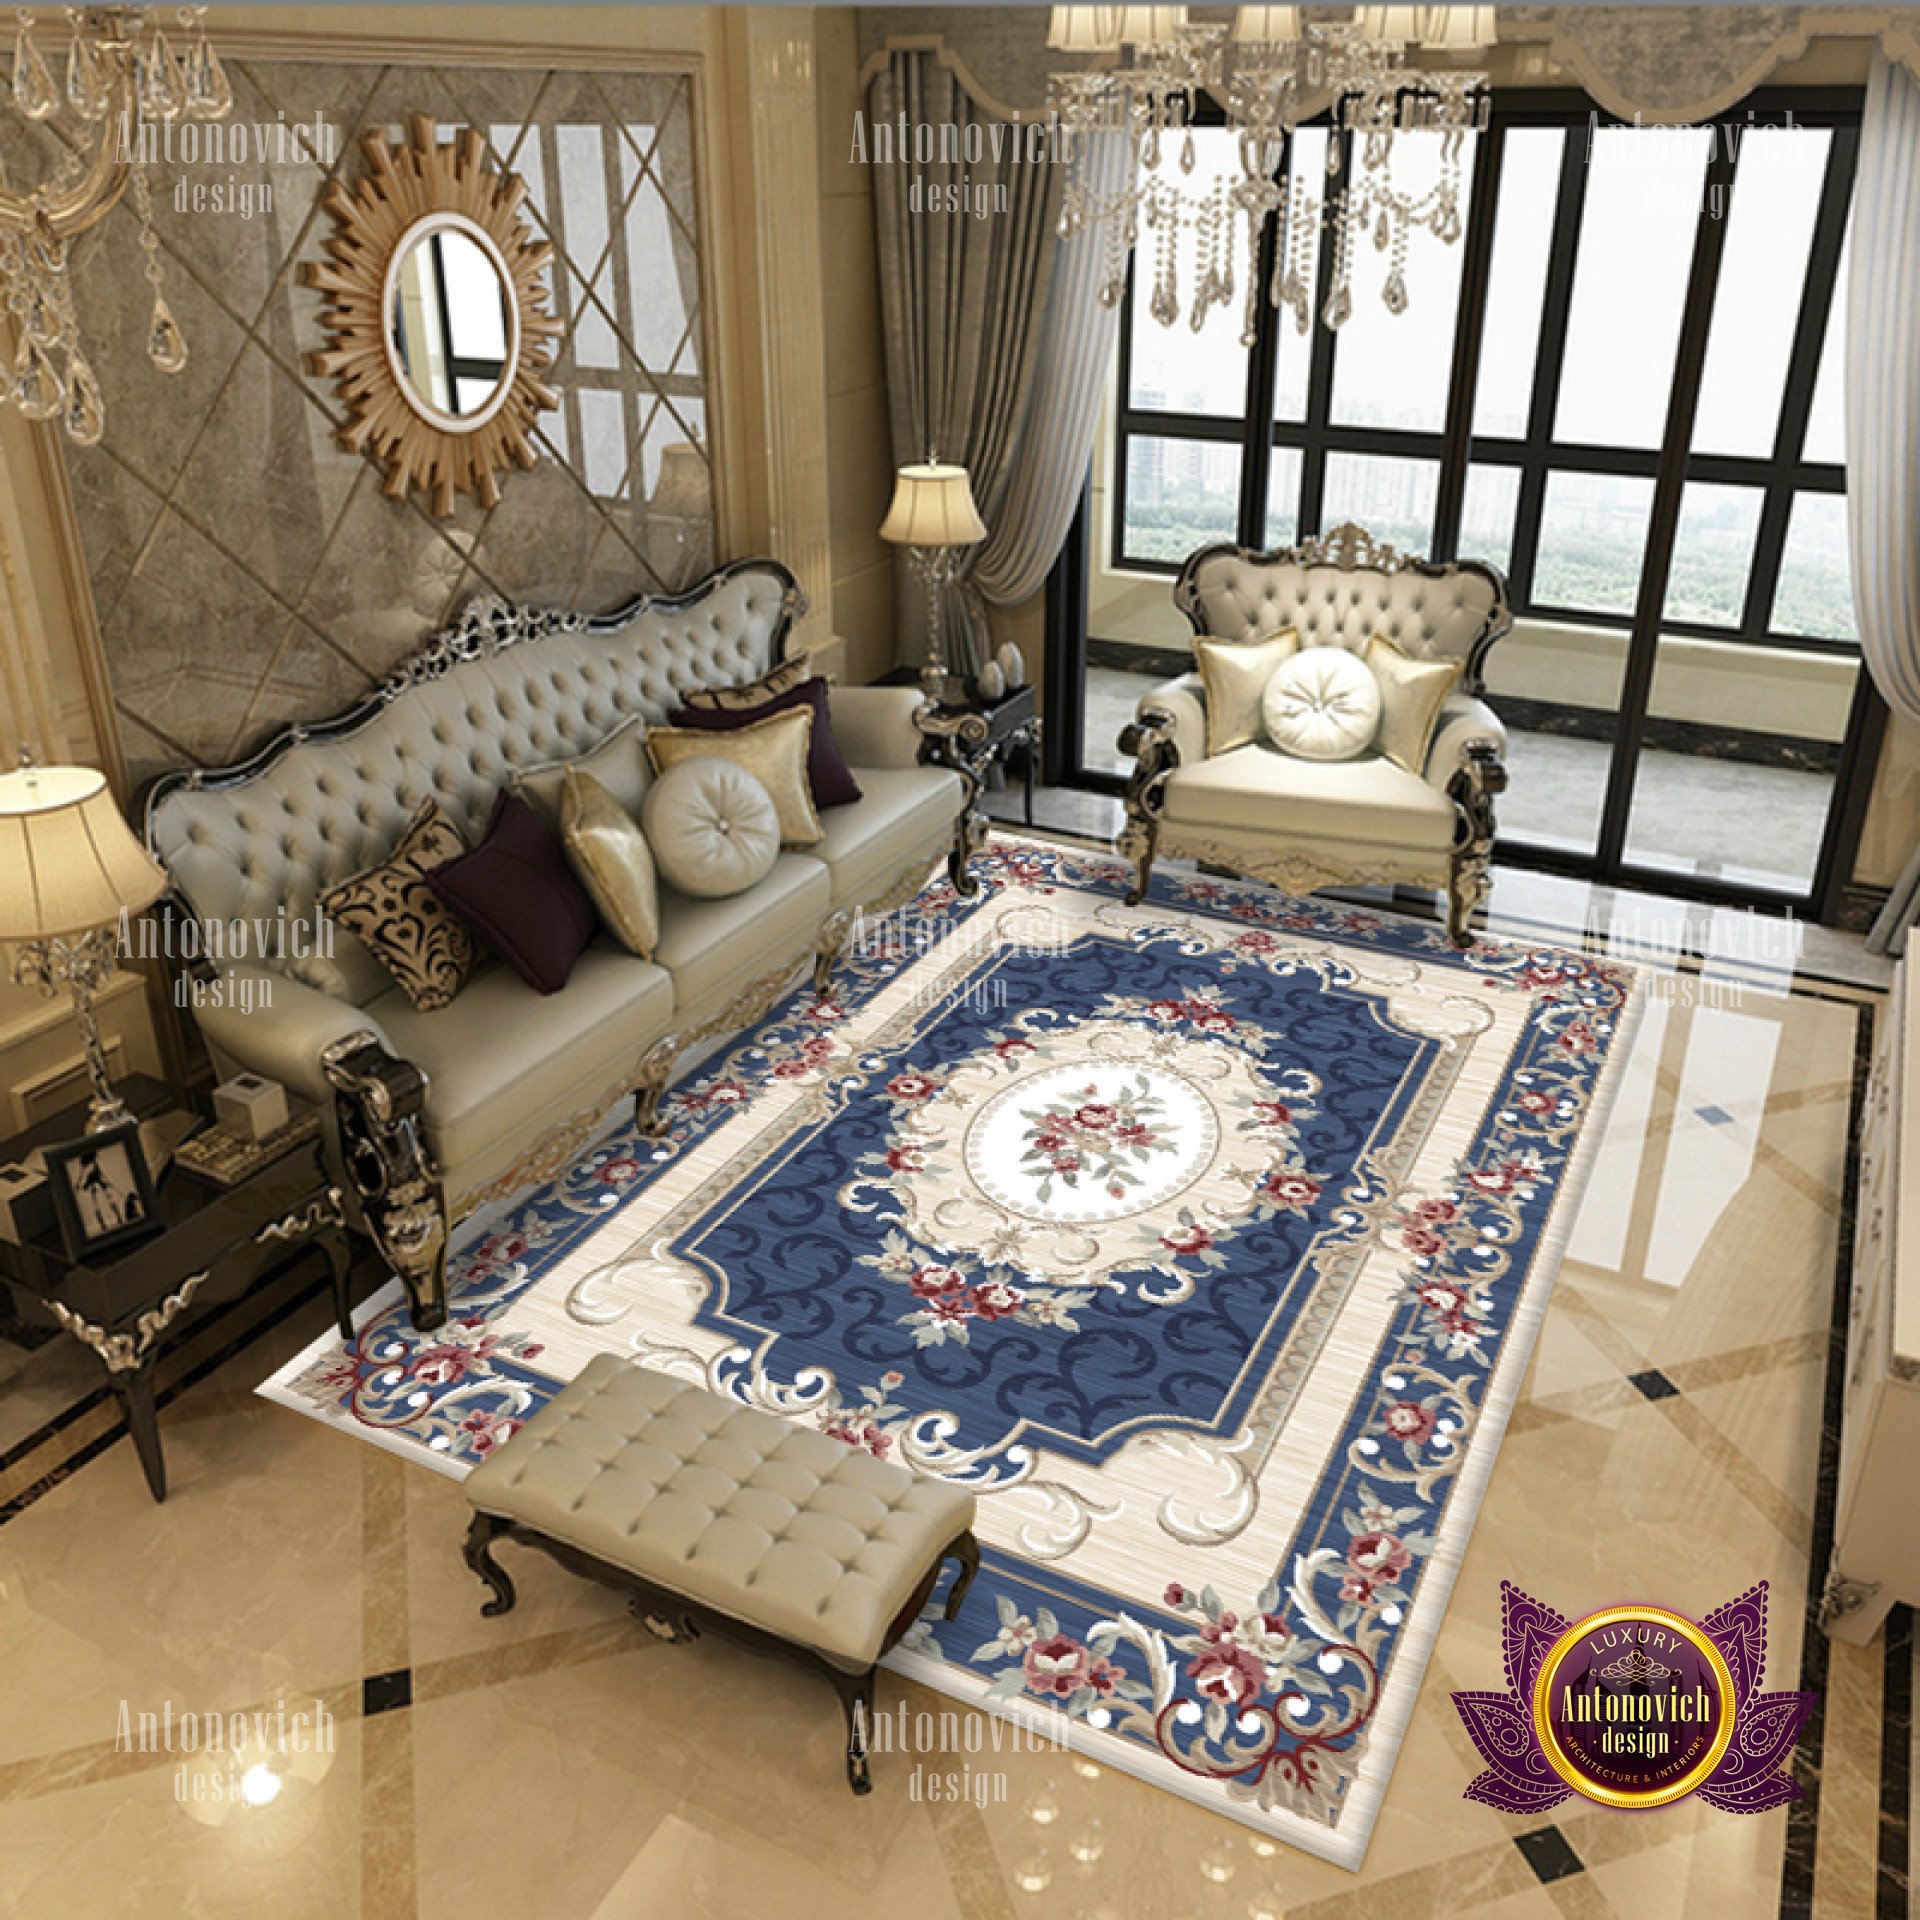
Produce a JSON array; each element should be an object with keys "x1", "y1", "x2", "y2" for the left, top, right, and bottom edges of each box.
[
  {"x1": 1082, "y1": 664, "x2": 1839, "y2": 893},
  {"x1": 0, "y1": 831, "x2": 1906, "y2": 1919}
]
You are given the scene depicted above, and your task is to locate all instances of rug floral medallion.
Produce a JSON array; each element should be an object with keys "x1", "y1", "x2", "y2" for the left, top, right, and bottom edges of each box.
[{"x1": 264, "y1": 838, "x2": 1643, "y2": 1868}]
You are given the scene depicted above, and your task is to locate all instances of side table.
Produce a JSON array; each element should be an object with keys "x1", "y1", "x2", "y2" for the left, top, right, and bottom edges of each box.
[
  {"x1": 879, "y1": 667, "x2": 1041, "y2": 826},
  {"x1": 0, "y1": 1095, "x2": 353, "y2": 1502}
]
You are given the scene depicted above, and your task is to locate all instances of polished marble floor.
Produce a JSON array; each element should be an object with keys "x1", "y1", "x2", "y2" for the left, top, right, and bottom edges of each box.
[{"x1": 0, "y1": 840, "x2": 1908, "y2": 1919}]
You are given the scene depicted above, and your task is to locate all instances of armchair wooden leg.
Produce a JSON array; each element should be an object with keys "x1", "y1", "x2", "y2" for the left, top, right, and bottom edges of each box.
[
  {"x1": 835, "y1": 1664, "x2": 877, "y2": 1794},
  {"x1": 1117, "y1": 708, "x2": 1179, "y2": 908},
  {"x1": 1446, "y1": 739, "x2": 1507, "y2": 951}
]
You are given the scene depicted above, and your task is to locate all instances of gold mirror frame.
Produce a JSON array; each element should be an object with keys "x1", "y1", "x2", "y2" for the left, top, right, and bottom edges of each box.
[{"x1": 303, "y1": 116, "x2": 561, "y2": 518}]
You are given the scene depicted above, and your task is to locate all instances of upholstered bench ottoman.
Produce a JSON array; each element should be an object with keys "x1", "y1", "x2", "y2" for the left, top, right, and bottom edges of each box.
[{"x1": 461, "y1": 1353, "x2": 980, "y2": 1791}]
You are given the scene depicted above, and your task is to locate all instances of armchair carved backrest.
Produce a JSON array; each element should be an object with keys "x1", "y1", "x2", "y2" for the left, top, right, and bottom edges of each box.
[
  {"x1": 142, "y1": 559, "x2": 805, "y2": 1006},
  {"x1": 1172, "y1": 522, "x2": 1510, "y2": 695}
]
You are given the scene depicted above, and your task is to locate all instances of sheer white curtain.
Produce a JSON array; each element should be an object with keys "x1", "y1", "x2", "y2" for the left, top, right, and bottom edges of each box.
[{"x1": 1849, "y1": 56, "x2": 1920, "y2": 950}]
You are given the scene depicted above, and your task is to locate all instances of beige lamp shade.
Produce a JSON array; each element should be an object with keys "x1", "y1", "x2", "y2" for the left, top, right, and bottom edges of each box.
[
  {"x1": 1047, "y1": 6, "x2": 1123, "y2": 51},
  {"x1": 0, "y1": 764, "x2": 167, "y2": 941},
  {"x1": 880, "y1": 463, "x2": 987, "y2": 548},
  {"x1": 1115, "y1": 5, "x2": 1188, "y2": 44},
  {"x1": 1424, "y1": 5, "x2": 1496, "y2": 49},
  {"x1": 1232, "y1": 6, "x2": 1302, "y2": 42},
  {"x1": 651, "y1": 442, "x2": 712, "y2": 522}
]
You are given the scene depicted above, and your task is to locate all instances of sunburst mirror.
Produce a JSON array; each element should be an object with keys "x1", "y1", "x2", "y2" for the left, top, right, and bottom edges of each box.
[{"x1": 303, "y1": 116, "x2": 561, "y2": 517}]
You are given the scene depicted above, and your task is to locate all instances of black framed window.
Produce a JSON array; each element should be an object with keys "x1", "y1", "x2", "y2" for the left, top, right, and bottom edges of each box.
[
  {"x1": 1111, "y1": 97, "x2": 1857, "y2": 653},
  {"x1": 1086, "y1": 87, "x2": 1879, "y2": 916}
]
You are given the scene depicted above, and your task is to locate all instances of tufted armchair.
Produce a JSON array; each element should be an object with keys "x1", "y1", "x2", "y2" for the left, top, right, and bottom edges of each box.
[
  {"x1": 1116, "y1": 524, "x2": 1512, "y2": 946},
  {"x1": 142, "y1": 560, "x2": 968, "y2": 1329}
]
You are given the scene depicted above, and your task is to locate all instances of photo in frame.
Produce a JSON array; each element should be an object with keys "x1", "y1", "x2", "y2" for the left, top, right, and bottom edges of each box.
[{"x1": 43, "y1": 1121, "x2": 162, "y2": 1261}]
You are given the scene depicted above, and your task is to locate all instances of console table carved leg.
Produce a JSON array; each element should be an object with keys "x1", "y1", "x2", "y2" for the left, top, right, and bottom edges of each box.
[{"x1": 113, "y1": 1365, "x2": 167, "y2": 1503}]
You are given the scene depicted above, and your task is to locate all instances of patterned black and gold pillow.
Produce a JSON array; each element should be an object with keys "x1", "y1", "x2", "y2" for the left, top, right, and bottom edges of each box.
[
  {"x1": 319, "y1": 800, "x2": 478, "y2": 1011},
  {"x1": 680, "y1": 653, "x2": 811, "y2": 713}
]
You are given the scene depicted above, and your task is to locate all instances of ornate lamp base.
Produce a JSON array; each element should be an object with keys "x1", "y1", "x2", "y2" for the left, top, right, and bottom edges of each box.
[{"x1": 11, "y1": 925, "x2": 135, "y2": 1132}]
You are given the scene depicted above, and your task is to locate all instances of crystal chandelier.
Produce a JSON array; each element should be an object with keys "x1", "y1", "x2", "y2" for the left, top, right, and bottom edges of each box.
[
  {"x1": 2, "y1": 6, "x2": 231, "y2": 445},
  {"x1": 1049, "y1": 6, "x2": 1493, "y2": 346}
]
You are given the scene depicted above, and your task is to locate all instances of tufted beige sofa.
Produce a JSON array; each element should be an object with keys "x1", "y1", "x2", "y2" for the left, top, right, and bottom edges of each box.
[
  {"x1": 1117, "y1": 524, "x2": 1512, "y2": 946},
  {"x1": 142, "y1": 560, "x2": 965, "y2": 1328}
]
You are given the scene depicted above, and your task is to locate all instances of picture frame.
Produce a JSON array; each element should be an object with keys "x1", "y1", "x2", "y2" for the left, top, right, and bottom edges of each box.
[{"x1": 42, "y1": 1121, "x2": 162, "y2": 1262}]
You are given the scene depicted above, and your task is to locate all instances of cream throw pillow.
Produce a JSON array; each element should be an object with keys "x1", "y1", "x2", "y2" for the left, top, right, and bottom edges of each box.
[
  {"x1": 512, "y1": 714, "x2": 652, "y2": 822},
  {"x1": 1194, "y1": 629, "x2": 1298, "y2": 756},
  {"x1": 642, "y1": 758, "x2": 782, "y2": 898},
  {"x1": 645, "y1": 704, "x2": 822, "y2": 847},
  {"x1": 560, "y1": 767, "x2": 659, "y2": 958},
  {"x1": 1366, "y1": 636, "x2": 1463, "y2": 775},
  {"x1": 1262, "y1": 646, "x2": 1382, "y2": 761}
]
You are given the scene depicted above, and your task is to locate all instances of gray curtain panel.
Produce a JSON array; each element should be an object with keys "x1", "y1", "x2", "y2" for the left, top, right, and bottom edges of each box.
[
  {"x1": 869, "y1": 50, "x2": 1074, "y2": 675},
  {"x1": 1848, "y1": 57, "x2": 1920, "y2": 952}
]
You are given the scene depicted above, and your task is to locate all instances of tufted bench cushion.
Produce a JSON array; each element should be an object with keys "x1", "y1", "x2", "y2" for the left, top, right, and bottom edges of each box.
[{"x1": 465, "y1": 1354, "x2": 978, "y2": 1671}]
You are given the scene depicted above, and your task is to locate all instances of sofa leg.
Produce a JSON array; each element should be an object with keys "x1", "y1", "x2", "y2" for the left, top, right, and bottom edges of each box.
[
  {"x1": 463, "y1": 1512, "x2": 518, "y2": 1617},
  {"x1": 1116, "y1": 706, "x2": 1178, "y2": 907},
  {"x1": 633, "y1": 1033, "x2": 680, "y2": 1139},
  {"x1": 321, "y1": 1031, "x2": 449, "y2": 1332},
  {"x1": 948, "y1": 804, "x2": 987, "y2": 899},
  {"x1": 812, "y1": 908, "x2": 854, "y2": 997}
]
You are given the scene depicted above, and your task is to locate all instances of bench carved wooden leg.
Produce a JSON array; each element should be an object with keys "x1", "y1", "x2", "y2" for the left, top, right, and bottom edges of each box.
[
  {"x1": 834, "y1": 1663, "x2": 877, "y2": 1795},
  {"x1": 462, "y1": 1511, "x2": 517, "y2": 1617},
  {"x1": 945, "y1": 1529, "x2": 981, "y2": 1620}
]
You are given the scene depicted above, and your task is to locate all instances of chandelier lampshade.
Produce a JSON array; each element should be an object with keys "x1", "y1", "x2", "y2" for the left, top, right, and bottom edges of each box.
[
  {"x1": 1231, "y1": 7, "x2": 1304, "y2": 43},
  {"x1": 1354, "y1": 6, "x2": 1428, "y2": 41},
  {"x1": 1114, "y1": 6, "x2": 1189, "y2": 45},
  {"x1": 1424, "y1": 6, "x2": 1498, "y2": 51},
  {"x1": 1047, "y1": 7, "x2": 1124, "y2": 53}
]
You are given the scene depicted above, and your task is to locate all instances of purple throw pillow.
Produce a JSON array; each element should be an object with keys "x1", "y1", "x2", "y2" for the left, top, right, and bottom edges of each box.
[
  {"x1": 669, "y1": 677, "x2": 862, "y2": 809},
  {"x1": 426, "y1": 791, "x2": 599, "y2": 994}
]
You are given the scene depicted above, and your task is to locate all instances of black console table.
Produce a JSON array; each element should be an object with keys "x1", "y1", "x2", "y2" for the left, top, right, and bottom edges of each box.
[
  {"x1": 878, "y1": 667, "x2": 1041, "y2": 826},
  {"x1": 0, "y1": 1080, "x2": 354, "y2": 1501}
]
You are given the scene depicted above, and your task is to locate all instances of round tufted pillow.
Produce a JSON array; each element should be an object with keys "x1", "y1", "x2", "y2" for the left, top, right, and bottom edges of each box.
[
  {"x1": 641, "y1": 756, "x2": 781, "y2": 899},
  {"x1": 1262, "y1": 646, "x2": 1383, "y2": 761}
]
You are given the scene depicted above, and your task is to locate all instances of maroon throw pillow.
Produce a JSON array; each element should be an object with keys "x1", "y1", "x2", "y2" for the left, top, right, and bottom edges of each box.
[
  {"x1": 670, "y1": 676, "x2": 862, "y2": 810},
  {"x1": 426, "y1": 791, "x2": 599, "y2": 994}
]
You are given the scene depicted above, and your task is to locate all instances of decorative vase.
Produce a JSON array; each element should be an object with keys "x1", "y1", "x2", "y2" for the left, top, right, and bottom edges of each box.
[
  {"x1": 974, "y1": 659, "x2": 1006, "y2": 702},
  {"x1": 995, "y1": 641, "x2": 1027, "y2": 690}
]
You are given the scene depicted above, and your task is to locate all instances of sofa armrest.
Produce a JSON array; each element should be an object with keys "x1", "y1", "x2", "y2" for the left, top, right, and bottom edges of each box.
[
  {"x1": 828, "y1": 685, "x2": 927, "y2": 769},
  {"x1": 1122, "y1": 672, "x2": 1206, "y2": 770},
  {"x1": 1423, "y1": 693, "x2": 1509, "y2": 790},
  {"x1": 184, "y1": 963, "x2": 399, "y2": 1105}
]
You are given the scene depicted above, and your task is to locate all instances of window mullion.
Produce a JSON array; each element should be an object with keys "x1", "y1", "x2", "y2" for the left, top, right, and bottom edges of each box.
[
  {"x1": 1506, "y1": 128, "x2": 1591, "y2": 608},
  {"x1": 1431, "y1": 118, "x2": 1505, "y2": 560}
]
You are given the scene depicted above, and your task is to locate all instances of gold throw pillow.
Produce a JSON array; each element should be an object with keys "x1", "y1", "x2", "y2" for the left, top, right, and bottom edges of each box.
[
  {"x1": 560, "y1": 767, "x2": 659, "y2": 959},
  {"x1": 1366, "y1": 635, "x2": 1464, "y2": 775},
  {"x1": 319, "y1": 800, "x2": 477, "y2": 1011},
  {"x1": 1194, "y1": 629, "x2": 1299, "y2": 756},
  {"x1": 645, "y1": 704, "x2": 822, "y2": 847}
]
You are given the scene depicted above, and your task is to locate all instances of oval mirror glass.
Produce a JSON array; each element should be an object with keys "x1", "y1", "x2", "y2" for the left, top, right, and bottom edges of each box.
[{"x1": 386, "y1": 217, "x2": 518, "y2": 431}]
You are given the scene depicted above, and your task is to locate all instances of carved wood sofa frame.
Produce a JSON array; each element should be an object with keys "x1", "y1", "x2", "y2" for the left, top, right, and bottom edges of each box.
[
  {"x1": 140, "y1": 560, "x2": 982, "y2": 1332},
  {"x1": 1116, "y1": 522, "x2": 1513, "y2": 947}
]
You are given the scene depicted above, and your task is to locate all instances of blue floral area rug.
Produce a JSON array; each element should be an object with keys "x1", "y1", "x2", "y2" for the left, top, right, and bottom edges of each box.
[{"x1": 262, "y1": 838, "x2": 1644, "y2": 1868}]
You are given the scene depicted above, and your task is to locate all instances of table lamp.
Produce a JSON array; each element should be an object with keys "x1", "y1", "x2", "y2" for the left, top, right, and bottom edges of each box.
[
  {"x1": 0, "y1": 757, "x2": 168, "y2": 1132},
  {"x1": 879, "y1": 459, "x2": 987, "y2": 700}
]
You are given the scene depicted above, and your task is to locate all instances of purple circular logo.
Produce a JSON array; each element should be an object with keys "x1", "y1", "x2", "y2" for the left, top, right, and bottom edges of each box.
[{"x1": 1531, "y1": 1604, "x2": 1737, "y2": 1808}]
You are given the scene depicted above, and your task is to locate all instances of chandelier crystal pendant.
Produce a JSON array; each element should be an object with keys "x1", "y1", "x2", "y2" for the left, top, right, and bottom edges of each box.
[
  {"x1": 1, "y1": 6, "x2": 230, "y2": 445},
  {"x1": 1048, "y1": 4, "x2": 1492, "y2": 345}
]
